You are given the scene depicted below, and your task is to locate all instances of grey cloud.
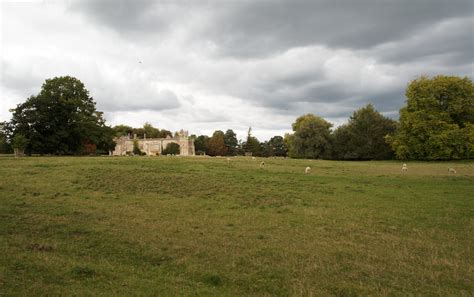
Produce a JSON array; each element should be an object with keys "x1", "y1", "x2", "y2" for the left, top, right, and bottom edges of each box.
[
  {"x1": 334, "y1": 88, "x2": 408, "y2": 119},
  {"x1": 70, "y1": 0, "x2": 160, "y2": 34},
  {"x1": 71, "y1": 1, "x2": 473, "y2": 58},
  {"x1": 205, "y1": 0, "x2": 473, "y2": 58},
  {"x1": 0, "y1": 59, "x2": 180, "y2": 113},
  {"x1": 257, "y1": 69, "x2": 326, "y2": 90},
  {"x1": 286, "y1": 101, "x2": 357, "y2": 119},
  {"x1": 261, "y1": 85, "x2": 405, "y2": 119},
  {"x1": 232, "y1": 84, "x2": 353, "y2": 115},
  {"x1": 372, "y1": 17, "x2": 474, "y2": 66},
  {"x1": 275, "y1": 89, "x2": 405, "y2": 120},
  {"x1": 184, "y1": 110, "x2": 228, "y2": 123},
  {"x1": 1, "y1": 60, "x2": 43, "y2": 97},
  {"x1": 96, "y1": 88, "x2": 180, "y2": 112},
  {"x1": 299, "y1": 83, "x2": 355, "y2": 103},
  {"x1": 226, "y1": 65, "x2": 406, "y2": 119},
  {"x1": 176, "y1": 96, "x2": 228, "y2": 123}
]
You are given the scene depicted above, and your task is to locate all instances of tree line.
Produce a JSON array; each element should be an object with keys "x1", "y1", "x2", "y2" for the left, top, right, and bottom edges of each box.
[
  {"x1": 192, "y1": 128, "x2": 287, "y2": 157},
  {"x1": 113, "y1": 123, "x2": 173, "y2": 139},
  {"x1": 186, "y1": 104, "x2": 397, "y2": 159},
  {"x1": 0, "y1": 75, "x2": 472, "y2": 160},
  {"x1": 286, "y1": 104, "x2": 397, "y2": 160}
]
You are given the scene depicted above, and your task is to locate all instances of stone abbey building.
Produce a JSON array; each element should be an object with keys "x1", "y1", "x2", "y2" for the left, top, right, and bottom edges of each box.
[{"x1": 112, "y1": 130, "x2": 195, "y2": 156}]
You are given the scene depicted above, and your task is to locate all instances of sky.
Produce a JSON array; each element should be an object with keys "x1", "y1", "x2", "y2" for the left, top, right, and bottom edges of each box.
[{"x1": 1, "y1": 0, "x2": 473, "y2": 141}]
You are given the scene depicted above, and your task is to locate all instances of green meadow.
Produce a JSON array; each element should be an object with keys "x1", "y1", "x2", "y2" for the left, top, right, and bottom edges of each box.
[{"x1": 0, "y1": 156, "x2": 473, "y2": 296}]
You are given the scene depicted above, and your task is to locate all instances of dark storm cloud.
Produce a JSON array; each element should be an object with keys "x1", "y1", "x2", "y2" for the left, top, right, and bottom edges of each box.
[
  {"x1": 267, "y1": 87, "x2": 406, "y2": 120},
  {"x1": 248, "y1": 82, "x2": 350, "y2": 109},
  {"x1": 70, "y1": 0, "x2": 162, "y2": 34},
  {"x1": 369, "y1": 89, "x2": 406, "y2": 113},
  {"x1": 246, "y1": 80, "x2": 405, "y2": 117},
  {"x1": 72, "y1": 0, "x2": 473, "y2": 57},
  {"x1": 373, "y1": 17, "x2": 474, "y2": 66},
  {"x1": 204, "y1": 0, "x2": 474, "y2": 58}
]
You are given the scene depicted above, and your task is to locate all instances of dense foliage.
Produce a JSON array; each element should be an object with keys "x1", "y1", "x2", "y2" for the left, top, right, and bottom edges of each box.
[
  {"x1": 12, "y1": 134, "x2": 28, "y2": 150},
  {"x1": 0, "y1": 122, "x2": 12, "y2": 153},
  {"x1": 162, "y1": 143, "x2": 180, "y2": 155},
  {"x1": 286, "y1": 114, "x2": 332, "y2": 159},
  {"x1": 207, "y1": 130, "x2": 228, "y2": 156},
  {"x1": 113, "y1": 123, "x2": 172, "y2": 139},
  {"x1": 224, "y1": 129, "x2": 238, "y2": 156},
  {"x1": 8, "y1": 76, "x2": 115, "y2": 155},
  {"x1": 261, "y1": 136, "x2": 288, "y2": 157},
  {"x1": 387, "y1": 76, "x2": 474, "y2": 160},
  {"x1": 193, "y1": 135, "x2": 210, "y2": 155},
  {"x1": 332, "y1": 104, "x2": 397, "y2": 160}
]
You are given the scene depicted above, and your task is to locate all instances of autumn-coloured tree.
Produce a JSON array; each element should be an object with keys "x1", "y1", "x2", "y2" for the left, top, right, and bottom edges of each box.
[{"x1": 207, "y1": 130, "x2": 228, "y2": 156}]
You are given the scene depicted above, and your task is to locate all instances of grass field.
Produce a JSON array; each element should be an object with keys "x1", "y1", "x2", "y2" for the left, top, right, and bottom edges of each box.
[{"x1": 0, "y1": 156, "x2": 473, "y2": 296}]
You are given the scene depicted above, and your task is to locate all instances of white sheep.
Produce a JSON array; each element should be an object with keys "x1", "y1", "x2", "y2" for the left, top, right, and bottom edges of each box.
[
  {"x1": 305, "y1": 166, "x2": 311, "y2": 174},
  {"x1": 402, "y1": 163, "x2": 408, "y2": 172},
  {"x1": 448, "y1": 168, "x2": 457, "y2": 174},
  {"x1": 252, "y1": 156, "x2": 256, "y2": 160},
  {"x1": 259, "y1": 161, "x2": 265, "y2": 168},
  {"x1": 226, "y1": 157, "x2": 231, "y2": 164}
]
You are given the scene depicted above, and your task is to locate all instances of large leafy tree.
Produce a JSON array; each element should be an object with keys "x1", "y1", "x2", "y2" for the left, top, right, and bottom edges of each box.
[
  {"x1": 113, "y1": 125, "x2": 134, "y2": 137},
  {"x1": 194, "y1": 135, "x2": 210, "y2": 155},
  {"x1": 142, "y1": 123, "x2": 172, "y2": 138},
  {"x1": 261, "y1": 136, "x2": 288, "y2": 157},
  {"x1": 268, "y1": 135, "x2": 288, "y2": 157},
  {"x1": 287, "y1": 114, "x2": 332, "y2": 159},
  {"x1": 159, "y1": 129, "x2": 173, "y2": 138},
  {"x1": 207, "y1": 130, "x2": 228, "y2": 156},
  {"x1": 260, "y1": 141, "x2": 273, "y2": 157},
  {"x1": 9, "y1": 76, "x2": 115, "y2": 154},
  {"x1": 332, "y1": 104, "x2": 397, "y2": 160},
  {"x1": 388, "y1": 75, "x2": 474, "y2": 160},
  {"x1": 224, "y1": 129, "x2": 238, "y2": 156},
  {"x1": 143, "y1": 122, "x2": 160, "y2": 138}
]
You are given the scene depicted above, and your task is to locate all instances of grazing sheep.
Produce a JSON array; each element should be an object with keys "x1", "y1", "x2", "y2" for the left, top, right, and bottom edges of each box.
[
  {"x1": 305, "y1": 166, "x2": 311, "y2": 174},
  {"x1": 448, "y1": 168, "x2": 457, "y2": 174},
  {"x1": 252, "y1": 156, "x2": 256, "y2": 160},
  {"x1": 226, "y1": 157, "x2": 231, "y2": 164},
  {"x1": 260, "y1": 161, "x2": 265, "y2": 168},
  {"x1": 402, "y1": 163, "x2": 408, "y2": 172}
]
